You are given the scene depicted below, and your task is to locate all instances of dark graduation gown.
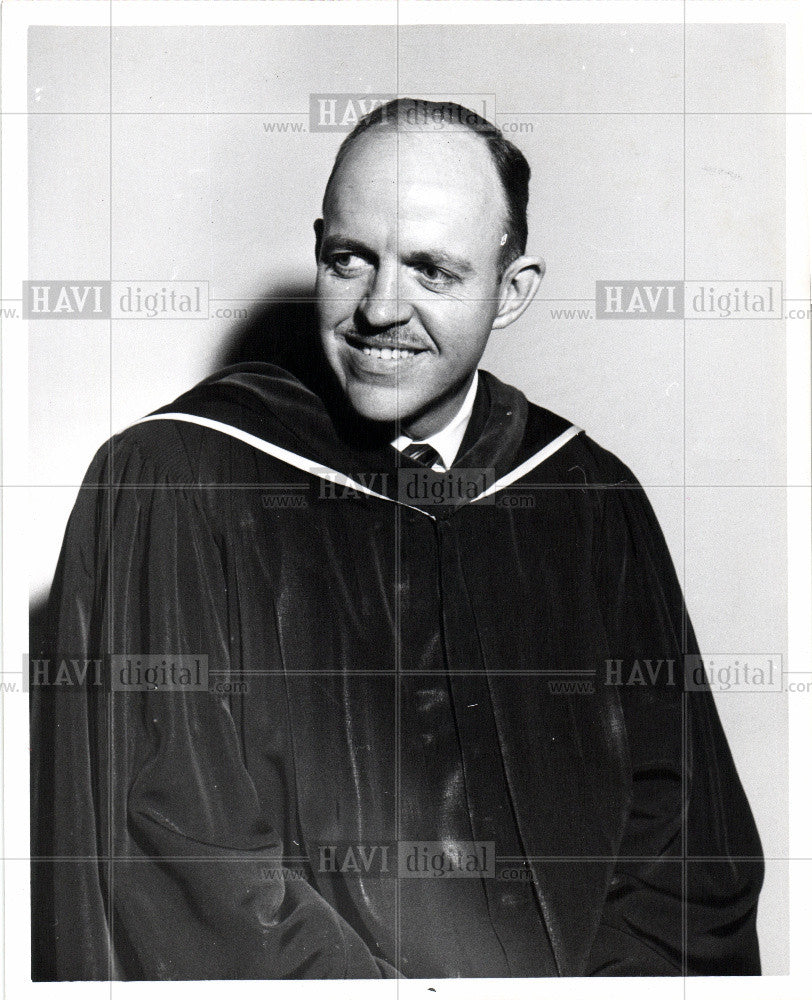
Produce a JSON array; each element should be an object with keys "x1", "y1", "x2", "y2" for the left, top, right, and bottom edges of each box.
[{"x1": 31, "y1": 362, "x2": 763, "y2": 980}]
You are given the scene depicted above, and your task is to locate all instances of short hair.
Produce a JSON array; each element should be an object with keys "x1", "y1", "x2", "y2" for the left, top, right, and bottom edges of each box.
[{"x1": 322, "y1": 98, "x2": 531, "y2": 273}]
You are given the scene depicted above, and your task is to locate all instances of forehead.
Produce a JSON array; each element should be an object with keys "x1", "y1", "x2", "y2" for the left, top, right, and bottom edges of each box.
[{"x1": 323, "y1": 125, "x2": 507, "y2": 244}]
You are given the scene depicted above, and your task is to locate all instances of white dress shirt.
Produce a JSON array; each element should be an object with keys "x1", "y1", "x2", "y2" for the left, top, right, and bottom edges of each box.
[{"x1": 391, "y1": 371, "x2": 479, "y2": 472}]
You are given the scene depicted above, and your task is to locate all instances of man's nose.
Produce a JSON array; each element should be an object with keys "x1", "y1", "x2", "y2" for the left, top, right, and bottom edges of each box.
[{"x1": 357, "y1": 263, "x2": 412, "y2": 328}]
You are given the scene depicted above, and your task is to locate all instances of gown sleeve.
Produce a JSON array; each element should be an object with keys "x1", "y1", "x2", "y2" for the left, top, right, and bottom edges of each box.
[
  {"x1": 30, "y1": 427, "x2": 385, "y2": 980},
  {"x1": 584, "y1": 455, "x2": 764, "y2": 976}
]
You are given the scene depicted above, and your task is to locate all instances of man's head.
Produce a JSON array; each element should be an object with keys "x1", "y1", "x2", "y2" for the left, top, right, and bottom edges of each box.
[{"x1": 314, "y1": 98, "x2": 544, "y2": 438}]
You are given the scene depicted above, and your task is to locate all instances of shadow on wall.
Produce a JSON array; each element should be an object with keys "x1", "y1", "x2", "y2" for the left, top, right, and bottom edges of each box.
[
  {"x1": 215, "y1": 283, "x2": 323, "y2": 394},
  {"x1": 30, "y1": 283, "x2": 322, "y2": 652}
]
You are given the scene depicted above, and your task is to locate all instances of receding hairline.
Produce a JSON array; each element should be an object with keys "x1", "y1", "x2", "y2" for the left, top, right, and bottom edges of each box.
[{"x1": 321, "y1": 119, "x2": 510, "y2": 223}]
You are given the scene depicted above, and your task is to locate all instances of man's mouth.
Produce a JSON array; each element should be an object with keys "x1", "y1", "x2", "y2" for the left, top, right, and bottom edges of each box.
[
  {"x1": 359, "y1": 344, "x2": 421, "y2": 360},
  {"x1": 342, "y1": 331, "x2": 429, "y2": 363}
]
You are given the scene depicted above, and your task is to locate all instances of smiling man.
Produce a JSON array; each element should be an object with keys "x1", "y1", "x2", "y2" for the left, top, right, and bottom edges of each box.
[
  {"x1": 32, "y1": 99, "x2": 763, "y2": 981},
  {"x1": 314, "y1": 107, "x2": 542, "y2": 441}
]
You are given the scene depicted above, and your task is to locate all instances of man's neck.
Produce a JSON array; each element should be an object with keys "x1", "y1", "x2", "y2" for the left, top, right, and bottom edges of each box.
[{"x1": 391, "y1": 371, "x2": 480, "y2": 470}]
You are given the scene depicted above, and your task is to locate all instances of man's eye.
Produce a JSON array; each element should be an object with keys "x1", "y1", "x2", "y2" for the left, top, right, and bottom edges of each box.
[
  {"x1": 327, "y1": 252, "x2": 367, "y2": 275},
  {"x1": 417, "y1": 264, "x2": 455, "y2": 287}
]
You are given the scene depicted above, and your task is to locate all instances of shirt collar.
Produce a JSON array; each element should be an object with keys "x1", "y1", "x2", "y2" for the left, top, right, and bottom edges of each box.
[{"x1": 391, "y1": 371, "x2": 479, "y2": 471}]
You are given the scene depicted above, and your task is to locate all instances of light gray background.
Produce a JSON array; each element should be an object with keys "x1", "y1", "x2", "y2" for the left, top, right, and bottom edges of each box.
[{"x1": 27, "y1": 24, "x2": 788, "y2": 974}]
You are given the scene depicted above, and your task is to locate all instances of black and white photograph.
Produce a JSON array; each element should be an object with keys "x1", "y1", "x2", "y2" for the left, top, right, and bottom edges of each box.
[{"x1": 1, "y1": 1, "x2": 809, "y2": 997}]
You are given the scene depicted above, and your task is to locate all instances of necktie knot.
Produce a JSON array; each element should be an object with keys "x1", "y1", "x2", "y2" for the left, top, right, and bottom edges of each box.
[{"x1": 402, "y1": 442, "x2": 443, "y2": 469}]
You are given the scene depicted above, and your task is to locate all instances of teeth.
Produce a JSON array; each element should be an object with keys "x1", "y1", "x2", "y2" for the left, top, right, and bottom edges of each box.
[{"x1": 358, "y1": 344, "x2": 419, "y2": 360}]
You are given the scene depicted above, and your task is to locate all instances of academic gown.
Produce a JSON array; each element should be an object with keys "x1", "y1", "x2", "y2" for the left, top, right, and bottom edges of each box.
[{"x1": 30, "y1": 362, "x2": 763, "y2": 980}]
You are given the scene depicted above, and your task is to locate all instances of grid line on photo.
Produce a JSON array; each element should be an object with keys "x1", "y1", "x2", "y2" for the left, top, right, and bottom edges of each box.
[
  {"x1": 682, "y1": 9, "x2": 689, "y2": 985},
  {"x1": 7, "y1": 111, "x2": 810, "y2": 115},
  {"x1": 106, "y1": 3, "x2": 115, "y2": 991},
  {"x1": 6, "y1": 483, "x2": 806, "y2": 489},
  {"x1": 21, "y1": 854, "x2": 774, "y2": 864},
  {"x1": 395, "y1": 4, "x2": 403, "y2": 978}
]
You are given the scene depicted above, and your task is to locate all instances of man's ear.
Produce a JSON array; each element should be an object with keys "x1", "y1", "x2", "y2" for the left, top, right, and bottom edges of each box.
[
  {"x1": 314, "y1": 219, "x2": 324, "y2": 261},
  {"x1": 492, "y1": 255, "x2": 545, "y2": 330}
]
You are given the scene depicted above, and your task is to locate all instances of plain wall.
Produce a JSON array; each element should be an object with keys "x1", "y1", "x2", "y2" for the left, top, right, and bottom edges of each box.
[{"x1": 27, "y1": 23, "x2": 788, "y2": 973}]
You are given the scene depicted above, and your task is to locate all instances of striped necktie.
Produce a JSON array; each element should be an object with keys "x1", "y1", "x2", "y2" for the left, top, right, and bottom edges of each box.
[{"x1": 402, "y1": 441, "x2": 443, "y2": 469}]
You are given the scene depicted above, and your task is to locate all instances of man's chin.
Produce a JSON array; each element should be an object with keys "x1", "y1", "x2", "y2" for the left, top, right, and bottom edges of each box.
[{"x1": 340, "y1": 383, "x2": 424, "y2": 428}]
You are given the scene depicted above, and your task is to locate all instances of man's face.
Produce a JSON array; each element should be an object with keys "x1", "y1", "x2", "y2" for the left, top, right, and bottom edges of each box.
[{"x1": 315, "y1": 125, "x2": 508, "y2": 438}]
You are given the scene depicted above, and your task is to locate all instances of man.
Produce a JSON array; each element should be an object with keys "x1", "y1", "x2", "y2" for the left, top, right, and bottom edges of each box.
[{"x1": 31, "y1": 99, "x2": 763, "y2": 980}]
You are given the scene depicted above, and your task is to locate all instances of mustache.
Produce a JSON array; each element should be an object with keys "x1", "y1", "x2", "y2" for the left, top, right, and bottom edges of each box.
[{"x1": 342, "y1": 327, "x2": 430, "y2": 351}]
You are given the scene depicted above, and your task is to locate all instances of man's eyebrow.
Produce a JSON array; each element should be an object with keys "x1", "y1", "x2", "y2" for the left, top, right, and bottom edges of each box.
[
  {"x1": 319, "y1": 235, "x2": 375, "y2": 259},
  {"x1": 402, "y1": 250, "x2": 474, "y2": 276}
]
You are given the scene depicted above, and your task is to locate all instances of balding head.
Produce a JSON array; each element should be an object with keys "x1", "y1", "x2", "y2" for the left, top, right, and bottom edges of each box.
[{"x1": 322, "y1": 98, "x2": 531, "y2": 275}]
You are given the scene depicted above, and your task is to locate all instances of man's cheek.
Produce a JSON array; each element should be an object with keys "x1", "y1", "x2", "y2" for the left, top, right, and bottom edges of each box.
[
  {"x1": 318, "y1": 302, "x2": 351, "y2": 340},
  {"x1": 317, "y1": 276, "x2": 359, "y2": 317},
  {"x1": 428, "y1": 295, "x2": 486, "y2": 332}
]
